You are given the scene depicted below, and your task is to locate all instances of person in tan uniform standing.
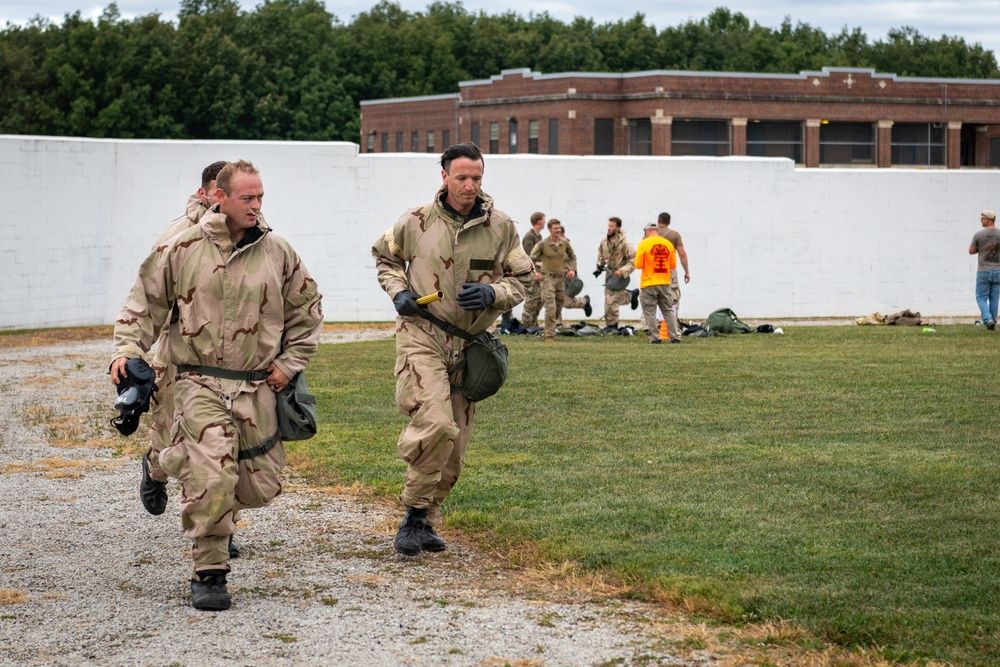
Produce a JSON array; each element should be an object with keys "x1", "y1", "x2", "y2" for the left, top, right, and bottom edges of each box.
[
  {"x1": 372, "y1": 143, "x2": 533, "y2": 556},
  {"x1": 657, "y1": 212, "x2": 690, "y2": 334},
  {"x1": 517, "y1": 212, "x2": 546, "y2": 329},
  {"x1": 530, "y1": 219, "x2": 579, "y2": 340},
  {"x1": 112, "y1": 160, "x2": 323, "y2": 611}
]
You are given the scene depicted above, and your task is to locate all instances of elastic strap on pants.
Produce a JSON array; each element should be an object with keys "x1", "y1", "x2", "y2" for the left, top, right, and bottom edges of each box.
[{"x1": 238, "y1": 434, "x2": 278, "y2": 461}]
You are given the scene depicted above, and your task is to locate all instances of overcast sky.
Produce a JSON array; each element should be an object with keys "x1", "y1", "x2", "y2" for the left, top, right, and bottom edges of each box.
[{"x1": 4, "y1": 0, "x2": 1000, "y2": 64}]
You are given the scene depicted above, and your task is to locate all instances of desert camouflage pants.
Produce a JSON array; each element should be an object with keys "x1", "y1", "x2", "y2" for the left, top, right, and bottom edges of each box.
[
  {"x1": 159, "y1": 375, "x2": 284, "y2": 574},
  {"x1": 604, "y1": 287, "x2": 631, "y2": 327},
  {"x1": 640, "y1": 284, "x2": 678, "y2": 343},
  {"x1": 520, "y1": 275, "x2": 543, "y2": 328},
  {"x1": 539, "y1": 274, "x2": 566, "y2": 338},
  {"x1": 394, "y1": 318, "x2": 476, "y2": 528},
  {"x1": 557, "y1": 294, "x2": 589, "y2": 323}
]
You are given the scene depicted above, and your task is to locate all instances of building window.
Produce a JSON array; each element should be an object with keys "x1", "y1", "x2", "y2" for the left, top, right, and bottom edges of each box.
[
  {"x1": 594, "y1": 118, "x2": 615, "y2": 155},
  {"x1": 381, "y1": 132, "x2": 388, "y2": 152},
  {"x1": 411, "y1": 132, "x2": 419, "y2": 152},
  {"x1": 672, "y1": 120, "x2": 730, "y2": 156},
  {"x1": 820, "y1": 122, "x2": 874, "y2": 165},
  {"x1": 891, "y1": 123, "x2": 944, "y2": 166},
  {"x1": 549, "y1": 119, "x2": 559, "y2": 154},
  {"x1": 528, "y1": 121, "x2": 539, "y2": 153},
  {"x1": 443, "y1": 130, "x2": 450, "y2": 149},
  {"x1": 489, "y1": 122, "x2": 499, "y2": 153},
  {"x1": 747, "y1": 121, "x2": 803, "y2": 163},
  {"x1": 509, "y1": 119, "x2": 518, "y2": 153},
  {"x1": 628, "y1": 119, "x2": 652, "y2": 156},
  {"x1": 426, "y1": 131, "x2": 435, "y2": 153},
  {"x1": 396, "y1": 131, "x2": 403, "y2": 152},
  {"x1": 471, "y1": 123, "x2": 480, "y2": 147},
  {"x1": 366, "y1": 132, "x2": 375, "y2": 153}
]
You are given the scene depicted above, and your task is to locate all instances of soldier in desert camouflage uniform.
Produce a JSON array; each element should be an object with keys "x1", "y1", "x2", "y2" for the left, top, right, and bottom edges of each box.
[
  {"x1": 530, "y1": 219, "x2": 579, "y2": 340},
  {"x1": 140, "y1": 161, "x2": 225, "y2": 512},
  {"x1": 518, "y1": 211, "x2": 546, "y2": 328},
  {"x1": 111, "y1": 160, "x2": 323, "y2": 610},
  {"x1": 372, "y1": 143, "x2": 533, "y2": 556},
  {"x1": 596, "y1": 216, "x2": 638, "y2": 332}
]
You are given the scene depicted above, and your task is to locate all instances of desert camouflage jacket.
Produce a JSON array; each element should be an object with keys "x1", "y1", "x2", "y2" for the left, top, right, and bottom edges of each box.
[
  {"x1": 114, "y1": 208, "x2": 323, "y2": 382},
  {"x1": 597, "y1": 231, "x2": 636, "y2": 277},
  {"x1": 372, "y1": 185, "x2": 533, "y2": 336}
]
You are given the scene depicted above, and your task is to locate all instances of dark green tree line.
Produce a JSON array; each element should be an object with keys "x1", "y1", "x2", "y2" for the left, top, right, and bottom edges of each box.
[{"x1": 1, "y1": 1, "x2": 997, "y2": 141}]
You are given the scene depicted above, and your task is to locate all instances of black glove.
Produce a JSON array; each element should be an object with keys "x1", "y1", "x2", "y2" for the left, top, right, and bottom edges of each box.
[
  {"x1": 593, "y1": 265, "x2": 605, "y2": 278},
  {"x1": 456, "y1": 282, "x2": 495, "y2": 311},
  {"x1": 393, "y1": 290, "x2": 425, "y2": 317}
]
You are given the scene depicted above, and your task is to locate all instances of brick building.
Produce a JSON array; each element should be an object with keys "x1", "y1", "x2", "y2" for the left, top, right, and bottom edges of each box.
[{"x1": 360, "y1": 67, "x2": 1000, "y2": 168}]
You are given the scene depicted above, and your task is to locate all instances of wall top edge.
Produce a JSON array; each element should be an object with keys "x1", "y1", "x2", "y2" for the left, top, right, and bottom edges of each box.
[{"x1": 0, "y1": 135, "x2": 361, "y2": 149}]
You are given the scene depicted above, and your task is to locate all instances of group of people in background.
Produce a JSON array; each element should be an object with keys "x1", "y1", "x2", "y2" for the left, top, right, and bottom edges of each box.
[{"x1": 508, "y1": 209, "x2": 692, "y2": 345}]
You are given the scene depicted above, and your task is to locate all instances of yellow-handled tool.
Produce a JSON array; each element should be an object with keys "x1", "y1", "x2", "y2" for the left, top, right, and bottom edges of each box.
[{"x1": 416, "y1": 291, "x2": 444, "y2": 305}]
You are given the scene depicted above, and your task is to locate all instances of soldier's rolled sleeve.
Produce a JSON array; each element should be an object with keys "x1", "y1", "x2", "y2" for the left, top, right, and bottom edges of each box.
[{"x1": 274, "y1": 253, "x2": 323, "y2": 380}]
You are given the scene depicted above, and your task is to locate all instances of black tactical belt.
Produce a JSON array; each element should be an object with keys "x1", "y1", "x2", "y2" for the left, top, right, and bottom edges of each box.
[
  {"x1": 238, "y1": 434, "x2": 277, "y2": 461},
  {"x1": 177, "y1": 365, "x2": 271, "y2": 382}
]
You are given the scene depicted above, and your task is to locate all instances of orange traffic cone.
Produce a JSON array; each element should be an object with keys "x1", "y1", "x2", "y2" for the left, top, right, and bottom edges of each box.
[{"x1": 659, "y1": 320, "x2": 668, "y2": 338}]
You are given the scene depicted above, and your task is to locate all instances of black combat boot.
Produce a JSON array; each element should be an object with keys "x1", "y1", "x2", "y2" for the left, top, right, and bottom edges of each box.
[
  {"x1": 393, "y1": 507, "x2": 427, "y2": 556},
  {"x1": 421, "y1": 525, "x2": 447, "y2": 552},
  {"x1": 190, "y1": 570, "x2": 231, "y2": 611},
  {"x1": 498, "y1": 311, "x2": 513, "y2": 333},
  {"x1": 139, "y1": 450, "x2": 167, "y2": 516},
  {"x1": 629, "y1": 289, "x2": 640, "y2": 310},
  {"x1": 583, "y1": 295, "x2": 593, "y2": 317}
]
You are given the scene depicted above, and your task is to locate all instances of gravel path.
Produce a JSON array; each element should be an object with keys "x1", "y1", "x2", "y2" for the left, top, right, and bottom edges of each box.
[{"x1": 0, "y1": 335, "x2": 715, "y2": 667}]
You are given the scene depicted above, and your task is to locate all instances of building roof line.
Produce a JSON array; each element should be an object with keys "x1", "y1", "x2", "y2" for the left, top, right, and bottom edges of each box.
[
  {"x1": 458, "y1": 66, "x2": 1000, "y2": 87},
  {"x1": 361, "y1": 92, "x2": 460, "y2": 107}
]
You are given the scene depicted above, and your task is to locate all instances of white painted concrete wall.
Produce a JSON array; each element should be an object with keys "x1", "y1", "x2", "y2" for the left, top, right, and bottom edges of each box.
[{"x1": 1, "y1": 135, "x2": 994, "y2": 330}]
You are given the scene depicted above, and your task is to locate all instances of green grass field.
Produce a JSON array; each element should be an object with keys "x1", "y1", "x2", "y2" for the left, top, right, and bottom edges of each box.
[{"x1": 291, "y1": 325, "x2": 999, "y2": 666}]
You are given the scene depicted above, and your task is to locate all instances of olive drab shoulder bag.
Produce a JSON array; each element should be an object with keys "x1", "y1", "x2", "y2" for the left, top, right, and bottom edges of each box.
[
  {"x1": 421, "y1": 312, "x2": 508, "y2": 402},
  {"x1": 275, "y1": 371, "x2": 317, "y2": 440}
]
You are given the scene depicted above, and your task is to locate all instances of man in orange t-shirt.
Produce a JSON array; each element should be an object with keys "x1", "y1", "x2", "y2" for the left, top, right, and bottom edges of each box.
[{"x1": 632, "y1": 222, "x2": 678, "y2": 344}]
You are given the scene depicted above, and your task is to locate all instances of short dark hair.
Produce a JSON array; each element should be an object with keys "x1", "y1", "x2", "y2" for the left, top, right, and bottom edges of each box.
[
  {"x1": 440, "y1": 143, "x2": 483, "y2": 172},
  {"x1": 530, "y1": 211, "x2": 546, "y2": 225},
  {"x1": 201, "y1": 161, "x2": 228, "y2": 189},
  {"x1": 547, "y1": 218, "x2": 561, "y2": 230},
  {"x1": 657, "y1": 212, "x2": 671, "y2": 226},
  {"x1": 609, "y1": 216, "x2": 622, "y2": 228}
]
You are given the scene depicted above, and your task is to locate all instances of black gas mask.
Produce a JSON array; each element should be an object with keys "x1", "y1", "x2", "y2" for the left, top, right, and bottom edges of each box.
[{"x1": 111, "y1": 358, "x2": 158, "y2": 436}]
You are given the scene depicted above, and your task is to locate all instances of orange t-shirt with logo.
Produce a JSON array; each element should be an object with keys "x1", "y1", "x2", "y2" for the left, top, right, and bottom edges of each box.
[{"x1": 633, "y1": 235, "x2": 675, "y2": 288}]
